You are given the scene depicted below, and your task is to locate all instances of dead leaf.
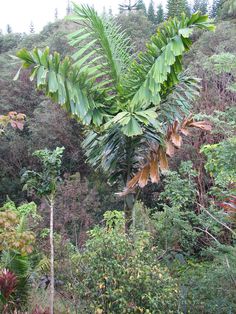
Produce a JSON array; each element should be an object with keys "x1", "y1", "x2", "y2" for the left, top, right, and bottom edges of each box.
[
  {"x1": 138, "y1": 165, "x2": 150, "y2": 188},
  {"x1": 159, "y1": 147, "x2": 169, "y2": 171},
  {"x1": 166, "y1": 141, "x2": 175, "y2": 157},
  {"x1": 150, "y1": 157, "x2": 160, "y2": 183}
]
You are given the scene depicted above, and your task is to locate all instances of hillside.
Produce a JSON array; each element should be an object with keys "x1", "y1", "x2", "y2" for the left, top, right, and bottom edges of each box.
[{"x1": 0, "y1": 6, "x2": 236, "y2": 313}]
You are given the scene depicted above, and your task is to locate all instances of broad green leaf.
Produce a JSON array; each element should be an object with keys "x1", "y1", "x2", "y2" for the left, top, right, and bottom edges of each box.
[
  {"x1": 122, "y1": 117, "x2": 143, "y2": 137},
  {"x1": 179, "y1": 28, "x2": 193, "y2": 38}
]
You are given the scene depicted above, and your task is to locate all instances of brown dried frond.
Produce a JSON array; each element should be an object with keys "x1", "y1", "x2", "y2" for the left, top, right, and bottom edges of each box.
[{"x1": 121, "y1": 115, "x2": 212, "y2": 195}]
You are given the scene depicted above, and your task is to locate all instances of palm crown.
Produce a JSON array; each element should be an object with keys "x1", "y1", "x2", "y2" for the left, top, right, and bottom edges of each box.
[{"x1": 16, "y1": 5, "x2": 214, "y2": 228}]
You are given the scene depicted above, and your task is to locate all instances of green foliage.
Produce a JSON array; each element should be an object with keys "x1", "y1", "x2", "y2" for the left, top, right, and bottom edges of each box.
[
  {"x1": 16, "y1": 8, "x2": 214, "y2": 198},
  {"x1": 68, "y1": 214, "x2": 179, "y2": 313},
  {"x1": 116, "y1": 11, "x2": 153, "y2": 52},
  {"x1": 15, "y1": 7, "x2": 215, "y2": 233},
  {"x1": 22, "y1": 147, "x2": 65, "y2": 197},
  {"x1": 147, "y1": 0, "x2": 155, "y2": 23},
  {"x1": 158, "y1": 161, "x2": 198, "y2": 210},
  {"x1": 1, "y1": 252, "x2": 32, "y2": 309},
  {"x1": 156, "y1": 4, "x2": 165, "y2": 24},
  {"x1": 167, "y1": 0, "x2": 190, "y2": 18},
  {"x1": 195, "y1": 107, "x2": 236, "y2": 137},
  {"x1": 0, "y1": 201, "x2": 36, "y2": 254},
  {"x1": 0, "y1": 33, "x2": 22, "y2": 53},
  {"x1": 210, "y1": 52, "x2": 236, "y2": 74},
  {"x1": 207, "y1": 52, "x2": 236, "y2": 92},
  {"x1": 0, "y1": 201, "x2": 37, "y2": 311},
  {"x1": 201, "y1": 137, "x2": 236, "y2": 187},
  {"x1": 152, "y1": 205, "x2": 226, "y2": 257},
  {"x1": 211, "y1": 0, "x2": 223, "y2": 17},
  {"x1": 103, "y1": 210, "x2": 124, "y2": 229},
  {"x1": 219, "y1": 0, "x2": 236, "y2": 19},
  {"x1": 136, "y1": 0, "x2": 147, "y2": 14},
  {"x1": 16, "y1": 9, "x2": 214, "y2": 138},
  {"x1": 119, "y1": 0, "x2": 144, "y2": 13},
  {"x1": 193, "y1": 0, "x2": 209, "y2": 14},
  {"x1": 151, "y1": 161, "x2": 230, "y2": 257},
  {"x1": 179, "y1": 248, "x2": 236, "y2": 313}
]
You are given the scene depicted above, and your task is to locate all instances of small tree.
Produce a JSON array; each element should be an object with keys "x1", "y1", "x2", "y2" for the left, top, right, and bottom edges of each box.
[
  {"x1": 156, "y1": 3, "x2": 165, "y2": 24},
  {"x1": 167, "y1": 0, "x2": 191, "y2": 17},
  {"x1": 16, "y1": 6, "x2": 214, "y2": 231},
  {"x1": 108, "y1": 6, "x2": 113, "y2": 16},
  {"x1": 211, "y1": 0, "x2": 222, "y2": 17},
  {"x1": 147, "y1": 0, "x2": 156, "y2": 23},
  {"x1": 54, "y1": 8, "x2": 58, "y2": 21},
  {"x1": 137, "y1": 0, "x2": 147, "y2": 14},
  {"x1": 6, "y1": 24, "x2": 12, "y2": 34},
  {"x1": 29, "y1": 21, "x2": 35, "y2": 34},
  {"x1": 66, "y1": 0, "x2": 72, "y2": 15},
  {"x1": 193, "y1": 0, "x2": 209, "y2": 14},
  {"x1": 21, "y1": 147, "x2": 64, "y2": 314}
]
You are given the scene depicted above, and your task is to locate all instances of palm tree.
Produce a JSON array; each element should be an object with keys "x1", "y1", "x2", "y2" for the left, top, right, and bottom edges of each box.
[{"x1": 15, "y1": 5, "x2": 214, "y2": 231}]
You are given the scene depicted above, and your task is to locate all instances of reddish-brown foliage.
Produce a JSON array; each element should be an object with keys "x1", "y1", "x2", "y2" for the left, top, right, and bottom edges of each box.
[{"x1": 0, "y1": 269, "x2": 17, "y2": 300}]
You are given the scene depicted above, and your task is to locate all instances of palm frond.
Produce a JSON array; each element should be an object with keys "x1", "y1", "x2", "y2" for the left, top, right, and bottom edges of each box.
[
  {"x1": 157, "y1": 74, "x2": 201, "y2": 124},
  {"x1": 15, "y1": 48, "x2": 107, "y2": 126},
  {"x1": 120, "y1": 116, "x2": 212, "y2": 194},
  {"x1": 68, "y1": 4, "x2": 132, "y2": 90},
  {"x1": 82, "y1": 124, "x2": 163, "y2": 183},
  {"x1": 1, "y1": 252, "x2": 31, "y2": 306},
  {"x1": 122, "y1": 12, "x2": 215, "y2": 109}
]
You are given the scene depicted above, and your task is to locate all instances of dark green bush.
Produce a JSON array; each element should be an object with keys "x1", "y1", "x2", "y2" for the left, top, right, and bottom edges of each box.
[{"x1": 67, "y1": 213, "x2": 179, "y2": 313}]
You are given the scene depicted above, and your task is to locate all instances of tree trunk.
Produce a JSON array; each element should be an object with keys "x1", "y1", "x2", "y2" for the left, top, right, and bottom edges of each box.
[
  {"x1": 124, "y1": 193, "x2": 135, "y2": 233},
  {"x1": 49, "y1": 196, "x2": 55, "y2": 314}
]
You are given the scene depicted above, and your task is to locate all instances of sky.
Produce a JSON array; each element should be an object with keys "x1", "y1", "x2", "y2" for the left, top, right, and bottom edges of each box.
[{"x1": 0, "y1": 0, "x2": 167, "y2": 34}]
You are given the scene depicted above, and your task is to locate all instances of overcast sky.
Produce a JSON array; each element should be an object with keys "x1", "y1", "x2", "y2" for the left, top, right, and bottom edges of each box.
[{"x1": 0, "y1": 0, "x2": 169, "y2": 34}]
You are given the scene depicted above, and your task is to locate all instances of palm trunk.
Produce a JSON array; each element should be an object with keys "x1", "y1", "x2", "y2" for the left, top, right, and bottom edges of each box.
[
  {"x1": 124, "y1": 137, "x2": 135, "y2": 233},
  {"x1": 124, "y1": 194, "x2": 134, "y2": 233},
  {"x1": 49, "y1": 196, "x2": 55, "y2": 314}
]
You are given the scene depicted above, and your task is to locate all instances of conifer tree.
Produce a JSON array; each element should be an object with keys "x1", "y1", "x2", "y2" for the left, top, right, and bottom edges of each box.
[
  {"x1": 148, "y1": 0, "x2": 156, "y2": 23},
  {"x1": 54, "y1": 8, "x2": 58, "y2": 20},
  {"x1": 156, "y1": 3, "x2": 165, "y2": 24},
  {"x1": 167, "y1": 0, "x2": 190, "y2": 17},
  {"x1": 109, "y1": 6, "x2": 113, "y2": 16},
  {"x1": 66, "y1": 0, "x2": 72, "y2": 15},
  {"x1": 211, "y1": 0, "x2": 222, "y2": 17},
  {"x1": 6, "y1": 24, "x2": 12, "y2": 34},
  {"x1": 137, "y1": 0, "x2": 147, "y2": 14},
  {"x1": 29, "y1": 21, "x2": 35, "y2": 33},
  {"x1": 167, "y1": 0, "x2": 190, "y2": 18},
  {"x1": 193, "y1": 0, "x2": 208, "y2": 14},
  {"x1": 102, "y1": 6, "x2": 107, "y2": 17}
]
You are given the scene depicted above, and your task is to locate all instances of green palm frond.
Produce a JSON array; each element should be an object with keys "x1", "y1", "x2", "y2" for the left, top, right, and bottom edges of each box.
[
  {"x1": 15, "y1": 47, "x2": 107, "y2": 126},
  {"x1": 15, "y1": 6, "x2": 215, "y2": 184},
  {"x1": 157, "y1": 74, "x2": 201, "y2": 123},
  {"x1": 82, "y1": 124, "x2": 163, "y2": 183},
  {"x1": 68, "y1": 4, "x2": 132, "y2": 90},
  {"x1": 122, "y1": 12, "x2": 215, "y2": 109}
]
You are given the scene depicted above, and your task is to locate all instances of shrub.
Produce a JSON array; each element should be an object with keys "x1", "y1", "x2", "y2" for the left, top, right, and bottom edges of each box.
[{"x1": 67, "y1": 212, "x2": 179, "y2": 313}]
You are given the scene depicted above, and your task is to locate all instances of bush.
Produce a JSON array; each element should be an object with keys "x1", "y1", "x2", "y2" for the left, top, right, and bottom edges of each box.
[
  {"x1": 67, "y1": 212, "x2": 179, "y2": 313},
  {"x1": 179, "y1": 247, "x2": 236, "y2": 313}
]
